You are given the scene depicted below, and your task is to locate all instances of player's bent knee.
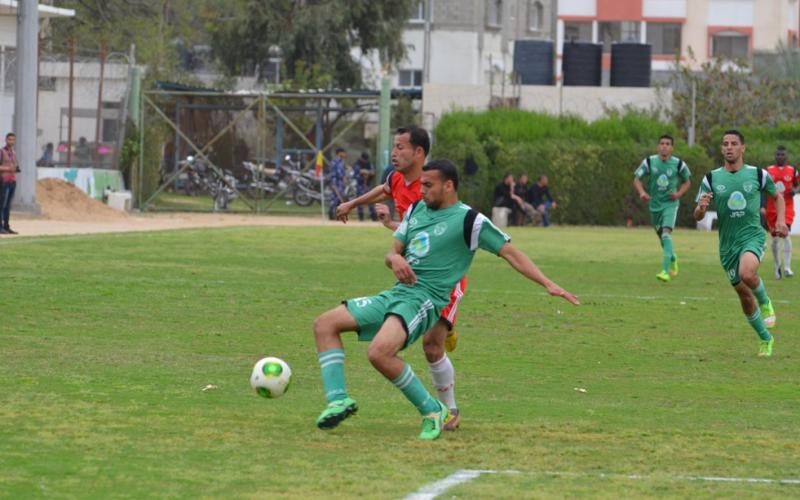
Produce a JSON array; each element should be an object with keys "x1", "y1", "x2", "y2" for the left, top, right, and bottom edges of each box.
[{"x1": 366, "y1": 341, "x2": 394, "y2": 368}]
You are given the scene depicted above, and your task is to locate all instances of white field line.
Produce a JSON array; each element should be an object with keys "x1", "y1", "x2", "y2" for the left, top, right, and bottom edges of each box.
[{"x1": 404, "y1": 469, "x2": 800, "y2": 499}]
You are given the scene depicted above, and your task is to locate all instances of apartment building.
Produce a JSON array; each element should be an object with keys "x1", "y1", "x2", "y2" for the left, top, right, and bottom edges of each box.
[{"x1": 557, "y1": 0, "x2": 800, "y2": 76}]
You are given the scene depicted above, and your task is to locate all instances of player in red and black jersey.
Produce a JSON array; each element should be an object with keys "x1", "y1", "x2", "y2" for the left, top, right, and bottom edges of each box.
[{"x1": 336, "y1": 126, "x2": 465, "y2": 431}]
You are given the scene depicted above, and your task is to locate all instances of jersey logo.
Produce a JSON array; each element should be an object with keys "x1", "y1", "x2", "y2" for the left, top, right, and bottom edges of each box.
[
  {"x1": 409, "y1": 217, "x2": 418, "y2": 227},
  {"x1": 667, "y1": 168, "x2": 673, "y2": 176},
  {"x1": 656, "y1": 174, "x2": 669, "y2": 189},
  {"x1": 408, "y1": 231, "x2": 430, "y2": 258},
  {"x1": 433, "y1": 222, "x2": 447, "y2": 236},
  {"x1": 727, "y1": 191, "x2": 747, "y2": 211},
  {"x1": 715, "y1": 184, "x2": 727, "y2": 193},
  {"x1": 742, "y1": 181, "x2": 756, "y2": 193},
  {"x1": 785, "y1": 175, "x2": 793, "y2": 182}
]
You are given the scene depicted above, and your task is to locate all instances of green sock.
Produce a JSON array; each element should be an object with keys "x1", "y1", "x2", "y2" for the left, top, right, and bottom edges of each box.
[
  {"x1": 318, "y1": 349, "x2": 347, "y2": 403},
  {"x1": 392, "y1": 363, "x2": 439, "y2": 415},
  {"x1": 751, "y1": 278, "x2": 770, "y2": 306},
  {"x1": 661, "y1": 233, "x2": 673, "y2": 273},
  {"x1": 746, "y1": 309, "x2": 772, "y2": 341}
]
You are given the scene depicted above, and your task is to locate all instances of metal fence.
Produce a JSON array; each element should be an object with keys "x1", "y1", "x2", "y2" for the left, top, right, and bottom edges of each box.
[{"x1": 136, "y1": 89, "x2": 386, "y2": 216}]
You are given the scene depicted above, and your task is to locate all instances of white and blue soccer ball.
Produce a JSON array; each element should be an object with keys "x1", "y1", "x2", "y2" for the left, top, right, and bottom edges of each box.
[{"x1": 250, "y1": 357, "x2": 292, "y2": 399}]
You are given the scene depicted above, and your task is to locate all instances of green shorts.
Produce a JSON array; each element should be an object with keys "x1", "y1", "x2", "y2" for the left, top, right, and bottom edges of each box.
[
  {"x1": 345, "y1": 286, "x2": 441, "y2": 349},
  {"x1": 720, "y1": 242, "x2": 766, "y2": 286},
  {"x1": 650, "y1": 205, "x2": 679, "y2": 232}
]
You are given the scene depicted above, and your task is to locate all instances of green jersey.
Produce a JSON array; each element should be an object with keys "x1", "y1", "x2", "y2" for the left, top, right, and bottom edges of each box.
[
  {"x1": 634, "y1": 155, "x2": 691, "y2": 212},
  {"x1": 394, "y1": 201, "x2": 510, "y2": 307},
  {"x1": 697, "y1": 165, "x2": 777, "y2": 260}
]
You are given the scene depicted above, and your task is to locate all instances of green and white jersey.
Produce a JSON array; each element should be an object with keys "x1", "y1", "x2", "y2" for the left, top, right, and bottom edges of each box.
[
  {"x1": 697, "y1": 165, "x2": 776, "y2": 258},
  {"x1": 393, "y1": 201, "x2": 510, "y2": 306},
  {"x1": 634, "y1": 155, "x2": 691, "y2": 212}
]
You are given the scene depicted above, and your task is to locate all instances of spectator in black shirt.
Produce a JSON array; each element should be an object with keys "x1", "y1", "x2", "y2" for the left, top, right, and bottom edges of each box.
[
  {"x1": 530, "y1": 175, "x2": 558, "y2": 227},
  {"x1": 493, "y1": 173, "x2": 516, "y2": 210}
]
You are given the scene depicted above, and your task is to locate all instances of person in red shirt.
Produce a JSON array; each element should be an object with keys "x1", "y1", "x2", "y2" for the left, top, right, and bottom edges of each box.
[
  {"x1": 336, "y1": 126, "x2": 464, "y2": 431},
  {"x1": 765, "y1": 146, "x2": 799, "y2": 278},
  {"x1": 0, "y1": 132, "x2": 19, "y2": 234}
]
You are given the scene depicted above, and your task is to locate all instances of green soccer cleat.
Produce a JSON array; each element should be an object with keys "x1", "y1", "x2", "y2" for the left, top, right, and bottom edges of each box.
[
  {"x1": 760, "y1": 301, "x2": 776, "y2": 329},
  {"x1": 419, "y1": 401, "x2": 449, "y2": 441},
  {"x1": 316, "y1": 397, "x2": 358, "y2": 430},
  {"x1": 670, "y1": 253, "x2": 679, "y2": 276},
  {"x1": 758, "y1": 337, "x2": 774, "y2": 357},
  {"x1": 656, "y1": 271, "x2": 671, "y2": 282}
]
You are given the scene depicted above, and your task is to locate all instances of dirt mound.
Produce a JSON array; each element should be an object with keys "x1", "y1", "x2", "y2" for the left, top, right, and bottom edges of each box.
[{"x1": 36, "y1": 178, "x2": 128, "y2": 221}]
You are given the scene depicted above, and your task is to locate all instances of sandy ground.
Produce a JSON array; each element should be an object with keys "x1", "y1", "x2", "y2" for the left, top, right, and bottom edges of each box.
[
  {"x1": 5, "y1": 212, "x2": 370, "y2": 238},
  {"x1": 1, "y1": 178, "x2": 372, "y2": 238}
]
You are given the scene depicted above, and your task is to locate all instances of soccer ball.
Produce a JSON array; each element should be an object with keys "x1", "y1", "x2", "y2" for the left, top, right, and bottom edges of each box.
[{"x1": 250, "y1": 357, "x2": 292, "y2": 398}]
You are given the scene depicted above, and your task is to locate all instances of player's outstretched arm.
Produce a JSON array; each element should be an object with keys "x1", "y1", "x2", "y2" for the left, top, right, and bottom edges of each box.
[
  {"x1": 497, "y1": 243, "x2": 580, "y2": 305},
  {"x1": 336, "y1": 184, "x2": 390, "y2": 223},
  {"x1": 385, "y1": 239, "x2": 416, "y2": 284}
]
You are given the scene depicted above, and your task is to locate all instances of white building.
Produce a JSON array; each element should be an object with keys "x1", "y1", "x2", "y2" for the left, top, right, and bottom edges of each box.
[{"x1": 359, "y1": 0, "x2": 556, "y2": 89}]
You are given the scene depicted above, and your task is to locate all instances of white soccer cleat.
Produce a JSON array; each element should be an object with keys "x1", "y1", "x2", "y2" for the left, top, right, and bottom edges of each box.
[
  {"x1": 784, "y1": 268, "x2": 794, "y2": 278},
  {"x1": 774, "y1": 267, "x2": 782, "y2": 280}
]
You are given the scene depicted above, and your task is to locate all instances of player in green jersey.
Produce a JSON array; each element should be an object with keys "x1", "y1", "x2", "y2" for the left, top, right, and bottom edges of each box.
[
  {"x1": 694, "y1": 130, "x2": 788, "y2": 357},
  {"x1": 634, "y1": 134, "x2": 692, "y2": 282},
  {"x1": 313, "y1": 159, "x2": 580, "y2": 440}
]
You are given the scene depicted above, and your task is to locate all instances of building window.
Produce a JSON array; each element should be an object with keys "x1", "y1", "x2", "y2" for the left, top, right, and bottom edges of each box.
[
  {"x1": 647, "y1": 23, "x2": 682, "y2": 56},
  {"x1": 409, "y1": 1, "x2": 424, "y2": 22},
  {"x1": 398, "y1": 69, "x2": 423, "y2": 87},
  {"x1": 564, "y1": 22, "x2": 592, "y2": 43},
  {"x1": 712, "y1": 31, "x2": 749, "y2": 59},
  {"x1": 487, "y1": 0, "x2": 502, "y2": 28},
  {"x1": 600, "y1": 21, "x2": 641, "y2": 53},
  {"x1": 527, "y1": 1, "x2": 543, "y2": 32}
]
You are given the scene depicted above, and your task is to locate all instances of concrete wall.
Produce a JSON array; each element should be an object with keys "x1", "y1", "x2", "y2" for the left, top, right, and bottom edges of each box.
[{"x1": 422, "y1": 82, "x2": 670, "y2": 127}]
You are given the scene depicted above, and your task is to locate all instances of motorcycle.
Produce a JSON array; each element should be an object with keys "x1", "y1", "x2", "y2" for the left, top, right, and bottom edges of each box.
[
  {"x1": 242, "y1": 160, "x2": 302, "y2": 199},
  {"x1": 293, "y1": 170, "x2": 357, "y2": 207},
  {"x1": 178, "y1": 155, "x2": 237, "y2": 210}
]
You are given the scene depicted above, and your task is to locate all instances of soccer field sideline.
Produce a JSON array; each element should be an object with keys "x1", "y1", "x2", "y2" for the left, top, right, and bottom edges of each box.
[{"x1": 405, "y1": 468, "x2": 800, "y2": 499}]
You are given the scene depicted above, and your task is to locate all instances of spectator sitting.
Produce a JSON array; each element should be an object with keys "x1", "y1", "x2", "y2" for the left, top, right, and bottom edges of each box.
[
  {"x1": 513, "y1": 173, "x2": 536, "y2": 225},
  {"x1": 74, "y1": 137, "x2": 91, "y2": 166},
  {"x1": 37, "y1": 142, "x2": 54, "y2": 167},
  {"x1": 493, "y1": 173, "x2": 516, "y2": 210},
  {"x1": 530, "y1": 175, "x2": 558, "y2": 227}
]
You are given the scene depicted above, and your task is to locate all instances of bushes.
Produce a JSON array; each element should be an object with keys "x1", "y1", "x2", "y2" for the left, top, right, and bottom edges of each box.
[{"x1": 432, "y1": 109, "x2": 714, "y2": 226}]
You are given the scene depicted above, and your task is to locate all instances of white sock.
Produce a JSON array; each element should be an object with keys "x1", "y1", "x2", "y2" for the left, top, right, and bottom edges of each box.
[
  {"x1": 428, "y1": 354, "x2": 457, "y2": 411},
  {"x1": 771, "y1": 237, "x2": 781, "y2": 269},
  {"x1": 784, "y1": 236, "x2": 793, "y2": 271}
]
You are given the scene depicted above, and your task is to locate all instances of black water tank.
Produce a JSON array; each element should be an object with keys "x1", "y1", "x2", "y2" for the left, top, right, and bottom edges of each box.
[
  {"x1": 513, "y1": 39, "x2": 554, "y2": 85},
  {"x1": 610, "y1": 43, "x2": 652, "y2": 87},
  {"x1": 562, "y1": 42, "x2": 602, "y2": 86}
]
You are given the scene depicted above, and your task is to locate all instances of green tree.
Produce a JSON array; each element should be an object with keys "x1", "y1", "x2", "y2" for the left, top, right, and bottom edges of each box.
[{"x1": 208, "y1": 0, "x2": 416, "y2": 88}]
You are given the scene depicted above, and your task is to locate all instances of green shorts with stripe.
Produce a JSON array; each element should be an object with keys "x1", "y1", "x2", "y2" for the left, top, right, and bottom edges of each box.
[
  {"x1": 650, "y1": 204, "x2": 679, "y2": 231},
  {"x1": 345, "y1": 285, "x2": 441, "y2": 349},
  {"x1": 720, "y1": 240, "x2": 766, "y2": 286}
]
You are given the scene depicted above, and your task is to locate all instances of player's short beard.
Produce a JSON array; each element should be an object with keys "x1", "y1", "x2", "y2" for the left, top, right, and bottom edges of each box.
[{"x1": 424, "y1": 198, "x2": 440, "y2": 210}]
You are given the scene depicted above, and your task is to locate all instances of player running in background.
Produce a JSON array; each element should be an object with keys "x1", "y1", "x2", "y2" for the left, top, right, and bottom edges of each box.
[
  {"x1": 335, "y1": 126, "x2": 464, "y2": 431},
  {"x1": 765, "y1": 146, "x2": 799, "y2": 279},
  {"x1": 314, "y1": 160, "x2": 579, "y2": 439},
  {"x1": 633, "y1": 134, "x2": 692, "y2": 283},
  {"x1": 694, "y1": 130, "x2": 787, "y2": 357}
]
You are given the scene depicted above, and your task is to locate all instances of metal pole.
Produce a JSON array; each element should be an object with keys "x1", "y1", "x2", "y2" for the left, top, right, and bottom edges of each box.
[
  {"x1": 377, "y1": 75, "x2": 391, "y2": 181},
  {"x1": 688, "y1": 79, "x2": 696, "y2": 147},
  {"x1": 67, "y1": 37, "x2": 75, "y2": 168},
  {"x1": 316, "y1": 100, "x2": 324, "y2": 221},
  {"x1": 13, "y1": 0, "x2": 40, "y2": 213},
  {"x1": 94, "y1": 41, "x2": 107, "y2": 168}
]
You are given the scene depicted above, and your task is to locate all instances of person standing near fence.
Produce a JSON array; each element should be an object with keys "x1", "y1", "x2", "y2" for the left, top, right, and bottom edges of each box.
[
  {"x1": 352, "y1": 152, "x2": 377, "y2": 221},
  {"x1": 327, "y1": 148, "x2": 348, "y2": 220},
  {"x1": 0, "y1": 133, "x2": 19, "y2": 234}
]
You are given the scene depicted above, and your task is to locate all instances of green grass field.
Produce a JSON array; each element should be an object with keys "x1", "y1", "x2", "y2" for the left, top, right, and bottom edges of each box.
[{"x1": 1, "y1": 224, "x2": 798, "y2": 498}]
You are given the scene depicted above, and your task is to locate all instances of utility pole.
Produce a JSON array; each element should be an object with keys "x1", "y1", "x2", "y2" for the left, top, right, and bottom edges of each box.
[{"x1": 13, "y1": 0, "x2": 40, "y2": 213}]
